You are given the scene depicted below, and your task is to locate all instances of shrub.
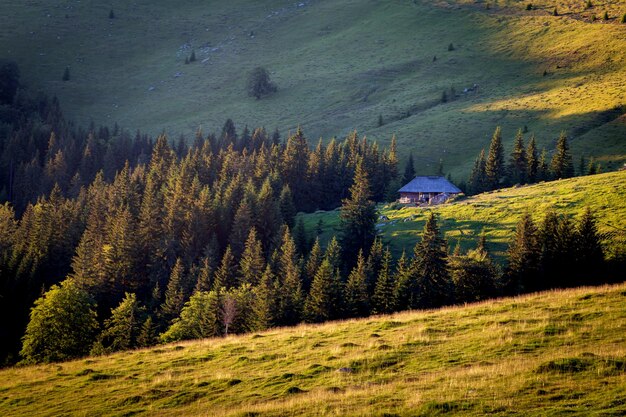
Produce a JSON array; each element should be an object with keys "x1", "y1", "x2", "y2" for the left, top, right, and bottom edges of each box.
[
  {"x1": 448, "y1": 43, "x2": 455, "y2": 51},
  {"x1": 603, "y1": 11, "x2": 609, "y2": 20},
  {"x1": 62, "y1": 66, "x2": 70, "y2": 81},
  {"x1": 526, "y1": 4, "x2": 532, "y2": 11},
  {"x1": 622, "y1": 13, "x2": 626, "y2": 23},
  {"x1": 109, "y1": 9, "x2": 115, "y2": 19}
]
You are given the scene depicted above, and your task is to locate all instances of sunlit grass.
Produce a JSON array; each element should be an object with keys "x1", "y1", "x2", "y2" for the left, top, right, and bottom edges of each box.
[{"x1": 1, "y1": 284, "x2": 625, "y2": 416}]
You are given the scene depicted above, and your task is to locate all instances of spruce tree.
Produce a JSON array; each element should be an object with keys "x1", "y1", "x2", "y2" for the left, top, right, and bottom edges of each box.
[
  {"x1": 550, "y1": 131, "x2": 574, "y2": 179},
  {"x1": 402, "y1": 152, "x2": 416, "y2": 185},
  {"x1": 213, "y1": 246, "x2": 237, "y2": 290},
  {"x1": 485, "y1": 126, "x2": 506, "y2": 190},
  {"x1": 505, "y1": 213, "x2": 541, "y2": 294},
  {"x1": 526, "y1": 135, "x2": 538, "y2": 183},
  {"x1": 414, "y1": 212, "x2": 453, "y2": 308},
  {"x1": 304, "y1": 259, "x2": 343, "y2": 322},
  {"x1": 94, "y1": 292, "x2": 144, "y2": 354},
  {"x1": 508, "y1": 129, "x2": 527, "y2": 185},
  {"x1": 304, "y1": 237, "x2": 323, "y2": 292},
  {"x1": 344, "y1": 250, "x2": 370, "y2": 318},
  {"x1": 574, "y1": 207, "x2": 604, "y2": 285},
  {"x1": 372, "y1": 248, "x2": 396, "y2": 314},
  {"x1": 194, "y1": 257, "x2": 212, "y2": 293},
  {"x1": 238, "y1": 228, "x2": 265, "y2": 287},
  {"x1": 537, "y1": 148, "x2": 550, "y2": 181},
  {"x1": 279, "y1": 185, "x2": 297, "y2": 229},
  {"x1": 468, "y1": 149, "x2": 487, "y2": 194},
  {"x1": 276, "y1": 228, "x2": 303, "y2": 326},
  {"x1": 160, "y1": 258, "x2": 186, "y2": 325},
  {"x1": 394, "y1": 250, "x2": 415, "y2": 310},
  {"x1": 160, "y1": 290, "x2": 222, "y2": 342},
  {"x1": 252, "y1": 265, "x2": 277, "y2": 330},
  {"x1": 339, "y1": 158, "x2": 377, "y2": 268},
  {"x1": 450, "y1": 246, "x2": 499, "y2": 303}
]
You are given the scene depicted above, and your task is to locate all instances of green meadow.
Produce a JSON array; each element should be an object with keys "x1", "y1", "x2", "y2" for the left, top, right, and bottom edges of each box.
[
  {"x1": 1, "y1": 0, "x2": 625, "y2": 177},
  {"x1": 2, "y1": 283, "x2": 625, "y2": 416},
  {"x1": 300, "y1": 171, "x2": 626, "y2": 261}
]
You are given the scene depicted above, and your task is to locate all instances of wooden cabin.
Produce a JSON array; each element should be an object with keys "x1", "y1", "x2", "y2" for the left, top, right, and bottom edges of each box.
[{"x1": 398, "y1": 176, "x2": 461, "y2": 205}]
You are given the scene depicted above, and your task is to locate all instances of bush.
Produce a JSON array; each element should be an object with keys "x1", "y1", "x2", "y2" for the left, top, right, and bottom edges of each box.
[
  {"x1": 526, "y1": 4, "x2": 532, "y2": 11},
  {"x1": 448, "y1": 43, "x2": 455, "y2": 51},
  {"x1": 247, "y1": 67, "x2": 277, "y2": 99},
  {"x1": 622, "y1": 13, "x2": 626, "y2": 23}
]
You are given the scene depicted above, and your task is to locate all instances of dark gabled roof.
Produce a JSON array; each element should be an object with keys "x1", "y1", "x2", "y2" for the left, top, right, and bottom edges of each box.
[{"x1": 398, "y1": 176, "x2": 462, "y2": 194}]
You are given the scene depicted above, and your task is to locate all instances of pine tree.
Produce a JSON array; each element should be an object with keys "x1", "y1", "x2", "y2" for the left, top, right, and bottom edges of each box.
[
  {"x1": 537, "y1": 148, "x2": 550, "y2": 181},
  {"x1": 304, "y1": 237, "x2": 323, "y2": 291},
  {"x1": 229, "y1": 197, "x2": 254, "y2": 259},
  {"x1": 294, "y1": 217, "x2": 309, "y2": 255},
  {"x1": 372, "y1": 248, "x2": 396, "y2": 314},
  {"x1": 94, "y1": 292, "x2": 145, "y2": 354},
  {"x1": 160, "y1": 290, "x2": 222, "y2": 342},
  {"x1": 485, "y1": 126, "x2": 505, "y2": 190},
  {"x1": 339, "y1": 158, "x2": 377, "y2": 268},
  {"x1": 194, "y1": 257, "x2": 213, "y2": 293},
  {"x1": 304, "y1": 259, "x2": 343, "y2": 322},
  {"x1": 402, "y1": 152, "x2": 416, "y2": 185},
  {"x1": 276, "y1": 228, "x2": 303, "y2": 326},
  {"x1": 238, "y1": 228, "x2": 265, "y2": 287},
  {"x1": 279, "y1": 185, "x2": 297, "y2": 229},
  {"x1": 344, "y1": 250, "x2": 370, "y2": 318},
  {"x1": 213, "y1": 246, "x2": 237, "y2": 290},
  {"x1": 526, "y1": 135, "x2": 538, "y2": 183},
  {"x1": 393, "y1": 250, "x2": 415, "y2": 310},
  {"x1": 252, "y1": 265, "x2": 277, "y2": 330},
  {"x1": 468, "y1": 149, "x2": 487, "y2": 194},
  {"x1": 505, "y1": 213, "x2": 541, "y2": 294},
  {"x1": 574, "y1": 207, "x2": 604, "y2": 285},
  {"x1": 508, "y1": 129, "x2": 527, "y2": 185},
  {"x1": 414, "y1": 212, "x2": 453, "y2": 308},
  {"x1": 550, "y1": 131, "x2": 574, "y2": 179},
  {"x1": 160, "y1": 258, "x2": 186, "y2": 325}
]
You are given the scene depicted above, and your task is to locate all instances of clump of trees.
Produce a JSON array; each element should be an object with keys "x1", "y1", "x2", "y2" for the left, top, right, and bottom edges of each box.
[
  {"x1": 466, "y1": 126, "x2": 586, "y2": 195},
  {"x1": 247, "y1": 67, "x2": 277, "y2": 99}
]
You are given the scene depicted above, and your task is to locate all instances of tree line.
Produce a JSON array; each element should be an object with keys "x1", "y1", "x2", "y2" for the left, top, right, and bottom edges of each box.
[{"x1": 465, "y1": 126, "x2": 600, "y2": 195}]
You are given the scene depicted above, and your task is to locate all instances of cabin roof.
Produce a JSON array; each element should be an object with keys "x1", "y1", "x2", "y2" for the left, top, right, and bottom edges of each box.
[{"x1": 398, "y1": 176, "x2": 462, "y2": 194}]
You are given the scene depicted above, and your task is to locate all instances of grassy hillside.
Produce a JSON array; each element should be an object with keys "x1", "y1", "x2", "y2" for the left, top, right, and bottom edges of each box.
[
  {"x1": 1, "y1": 0, "x2": 625, "y2": 178},
  {"x1": 1, "y1": 283, "x2": 625, "y2": 416},
  {"x1": 300, "y1": 171, "x2": 626, "y2": 260}
]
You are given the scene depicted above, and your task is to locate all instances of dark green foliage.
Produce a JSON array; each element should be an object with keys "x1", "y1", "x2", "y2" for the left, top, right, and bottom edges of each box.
[
  {"x1": 377, "y1": 114, "x2": 384, "y2": 127},
  {"x1": 553, "y1": 7, "x2": 558, "y2": 16},
  {"x1": 451, "y1": 246, "x2": 500, "y2": 303},
  {"x1": 304, "y1": 259, "x2": 343, "y2": 322},
  {"x1": 603, "y1": 11, "x2": 609, "y2": 20},
  {"x1": 505, "y1": 213, "x2": 541, "y2": 294},
  {"x1": 238, "y1": 228, "x2": 265, "y2": 287},
  {"x1": 247, "y1": 67, "x2": 277, "y2": 99},
  {"x1": 372, "y1": 248, "x2": 396, "y2": 314},
  {"x1": 213, "y1": 246, "x2": 237, "y2": 290},
  {"x1": 279, "y1": 186, "x2": 297, "y2": 229},
  {"x1": 160, "y1": 258, "x2": 187, "y2": 324},
  {"x1": 402, "y1": 152, "x2": 416, "y2": 185},
  {"x1": 344, "y1": 250, "x2": 370, "y2": 318},
  {"x1": 109, "y1": 9, "x2": 115, "y2": 19},
  {"x1": 621, "y1": 13, "x2": 626, "y2": 23},
  {"x1": 275, "y1": 228, "x2": 303, "y2": 326},
  {"x1": 551, "y1": 131, "x2": 574, "y2": 179},
  {"x1": 413, "y1": 213, "x2": 453, "y2": 308},
  {"x1": 0, "y1": 59, "x2": 20, "y2": 104},
  {"x1": 485, "y1": 126, "x2": 506, "y2": 190},
  {"x1": 20, "y1": 279, "x2": 99, "y2": 363},
  {"x1": 92, "y1": 293, "x2": 145, "y2": 354},
  {"x1": 526, "y1": 3, "x2": 533, "y2": 11},
  {"x1": 448, "y1": 43, "x2": 455, "y2": 51},
  {"x1": 526, "y1": 135, "x2": 538, "y2": 183},
  {"x1": 340, "y1": 158, "x2": 377, "y2": 268},
  {"x1": 441, "y1": 90, "x2": 448, "y2": 103},
  {"x1": 467, "y1": 149, "x2": 487, "y2": 195},
  {"x1": 508, "y1": 129, "x2": 527, "y2": 185},
  {"x1": 62, "y1": 66, "x2": 70, "y2": 81},
  {"x1": 586, "y1": 0, "x2": 593, "y2": 9},
  {"x1": 161, "y1": 290, "x2": 222, "y2": 342},
  {"x1": 189, "y1": 50, "x2": 197, "y2": 62},
  {"x1": 575, "y1": 208, "x2": 605, "y2": 285}
]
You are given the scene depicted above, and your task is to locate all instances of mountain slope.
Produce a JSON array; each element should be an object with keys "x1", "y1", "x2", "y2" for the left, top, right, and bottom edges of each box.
[
  {"x1": 301, "y1": 171, "x2": 626, "y2": 261},
  {"x1": 1, "y1": 283, "x2": 625, "y2": 416},
  {"x1": 1, "y1": 0, "x2": 625, "y2": 177}
]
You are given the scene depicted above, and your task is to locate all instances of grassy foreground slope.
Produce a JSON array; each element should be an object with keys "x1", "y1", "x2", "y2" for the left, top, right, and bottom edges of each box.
[
  {"x1": 1, "y1": 0, "x2": 625, "y2": 177},
  {"x1": 301, "y1": 171, "x2": 626, "y2": 261},
  {"x1": 1, "y1": 284, "x2": 626, "y2": 416}
]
